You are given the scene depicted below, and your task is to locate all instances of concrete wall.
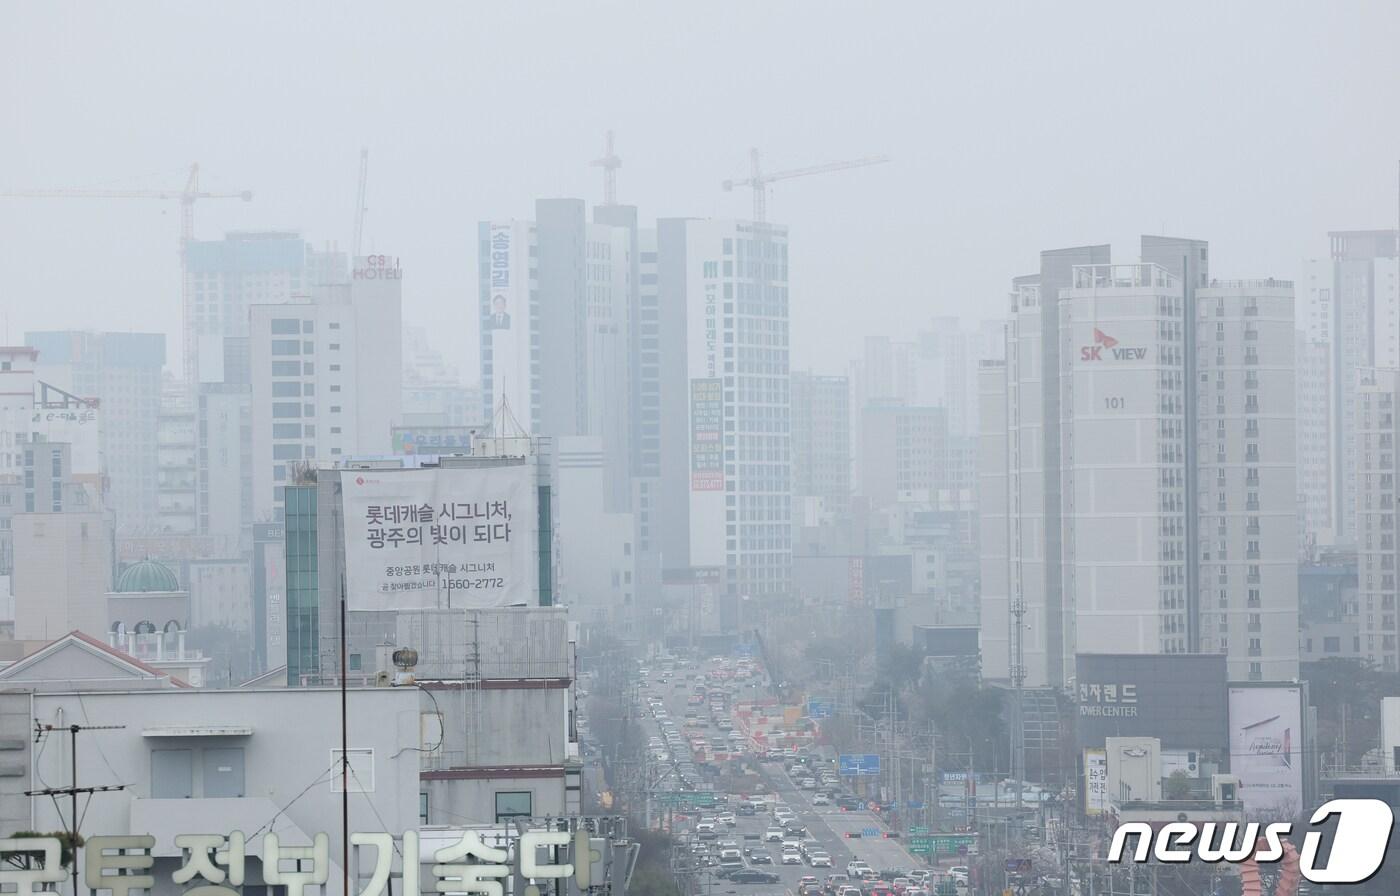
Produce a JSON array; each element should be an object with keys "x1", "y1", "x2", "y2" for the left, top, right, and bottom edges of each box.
[{"x1": 13, "y1": 686, "x2": 419, "y2": 896}]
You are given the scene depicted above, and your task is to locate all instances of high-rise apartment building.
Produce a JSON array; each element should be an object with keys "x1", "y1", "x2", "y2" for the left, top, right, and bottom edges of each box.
[
  {"x1": 658, "y1": 218, "x2": 791, "y2": 622},
  {"x1": 859, "y1": 403, "x2": 951, "y2": 512},
  {"x1": 1300, "y1": 230, "x2": 1399, "y2": 540},
  {"x1": 1355, "y1": 367, "x2": 1400, "y2": 670},
  {"x1": 1296, "y1": 332, "x2": 1331, "y2": 552},
  {"x1": 249, "y1": 259, "x2": 402, "y2": 522},
  {"x1": 184, "y1": 231, "x2": 347, "y2": 381},
  {"x1": 981, "y1": 239, "x2": 1299, "y2": 685},
  {"x1": 27, "y1": 331, "x2": 165, "y2": 534},
  {"x1": 479, "y1": 200, "x2": 633, "y2": 510},
  {"x1": 791, "y1": 372, "x2": 850, "y2": 514}
]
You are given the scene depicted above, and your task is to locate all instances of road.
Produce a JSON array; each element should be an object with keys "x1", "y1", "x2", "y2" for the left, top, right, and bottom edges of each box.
[{"x1": 632, "y1": 657, "x2": 925, "y2": 896}]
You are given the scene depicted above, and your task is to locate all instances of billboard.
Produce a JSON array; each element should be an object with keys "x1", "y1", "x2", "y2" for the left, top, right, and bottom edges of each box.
[
  {"x1": 33, "y1": 402, "x2": 101, "y2": 477},
  {"x1": 689, "y1": 378, "x2": 723, "y2": 490},
  {"x1": 341, "y1": 465, "x2": 538, "y2": 611},
  {"x1": 392, "y1": 426, "x2": 477, "y2": 456},
  {"x1": 1083, "y1": 748, "x2": 1108, "y2": 815},
  {"x1": 1075, "y1": 653, "x2": 1228, "y2": 749},
  {"x1": 1229, "y1": 686, "x2": 1304, "y2": 818},
  {"x1": 486, "y1": 221, "x2": 531, "y2": 426}
]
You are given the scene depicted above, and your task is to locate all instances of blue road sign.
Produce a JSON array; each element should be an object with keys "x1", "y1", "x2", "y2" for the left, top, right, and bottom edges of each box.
[
  {"x1": 839, "y1": 753, "x2": 881, "y2": 776},
  {"x1": 807, "y1": 699, "x2": 835, "y2": 719}
]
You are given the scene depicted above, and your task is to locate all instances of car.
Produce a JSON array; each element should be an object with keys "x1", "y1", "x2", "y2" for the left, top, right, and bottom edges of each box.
[
  {"x1": 764, "y1": 828, "x2": 785, "y2": 842},
  {"x1": 782, "y1": 849, "x2": 803, "y2": 865},
  {"x1": 891, "y1": 878, "x2": 912, "y2": 893},
  {"x1": 781, "y1": 838, "x2": 803, "y2": 852},
  {"x1": 808, "y1": 852, "x2": 832, "y2": 868},
  {"x1": 947, "y1": 868, "x2": 970, "y2": 884},
  {"x1": 695, "y1": 820, "x2": 715, "y2": 833},
  {"x1": 869, "y1": 887, "x2": 893, "y2": 896},
  {"x1": 847, "y1": 862, "x2": 871, "y2": 878},
  {"x1": 798, "y1": 877, "x2": 820, "y2": 892},
  {"x1": 835, "y1": 796, "x2": 863, "y2": 810},
  {"x1": 812, "y1": 793, "x2": 830, "y2": 806},
  {"x1": 800, "y1": 777, "x2": 818, "y2": 789},
  {"x1": 824, "y1": 875, "x2": 850, "y2": 893},
  {"x1": 737, "y1": 802, "x2": 756, "y2": 816},
  {"x1": 906, "y1": 871, "x2": 932, "y2": 885},
  {"x1": 727, "y1": 870, "x2": 782, "y2": 885},
  {"x1": 785, "y1": 825, "x2": 810, "y2": 839},
  {"x1": 748, "y1": 850, "x2": 774, "y2": 865},
  {"x1": 839, "y1": 887, "x2": 863, "y2": 896},
  {"x1": 717, "y1": 812, "x2": 737, "y2": 826}
]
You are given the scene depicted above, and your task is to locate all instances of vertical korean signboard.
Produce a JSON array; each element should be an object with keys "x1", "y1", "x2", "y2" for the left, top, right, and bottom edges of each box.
[
  {"x1": 341, "y1": 466, "x2": 538, "y2": 610},
  {"x1": 690, "y1": 378, "x2": 723, "y2": 490},
  {"x1": 1229, "y1": 686, "x2": 1303, "y2": 818},
  {"x1": 487, "y1": 221, "x2": 531, "y2": 426},
  {"x1": 1083, "y1": 749, "x2": 1108, "y2": 816}
]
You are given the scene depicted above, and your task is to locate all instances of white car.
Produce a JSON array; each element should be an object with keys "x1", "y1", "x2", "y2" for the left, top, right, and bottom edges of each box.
[
  {"x1": 764, "y1": 828, "x2": 785, "y2": 842},
  {"x1": 811, "y1": 793, "x2": 830, "y2": 806},
  {"x1": 782, "y1": 849, "x2": 803, "y2": 865},
  {"x1": 716, "y1": 812, "x2": 737, "y2": 826},
  {"x1": 948, "y1": 867, "x2": 970, "y2": 883},
  {"x1": 808, "y1": 852, "x2": 832, "y2": 868},
  {"x1": 847, "y1": 862, "x2": 871, "y2": 878}
]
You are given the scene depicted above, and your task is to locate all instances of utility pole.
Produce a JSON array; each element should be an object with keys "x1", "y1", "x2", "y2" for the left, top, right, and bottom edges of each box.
[{"x1": 26, "y1": 722, "x2": 126, "y2": 896}]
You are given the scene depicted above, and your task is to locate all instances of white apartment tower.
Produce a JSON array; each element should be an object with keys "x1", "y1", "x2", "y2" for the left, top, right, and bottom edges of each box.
[
  {"x1": 1299, "y1": 230, "x2": 1399, "y2": 540},
  {"x1": 658, "y1": 218, "x2": 791, "y2": 625},
  {"x1": 981, "y1": 239, "x2": 1299, "y2": 686},
  {"x1": 1356, "y1": 367, "x2": 1400, "y2": 670},
  {"x1": 1195, "y1": 281, "x2": 1298, "y2": 682},
  {"x1": 250, "y1": 259, "x2": 403, "y2": 521}
]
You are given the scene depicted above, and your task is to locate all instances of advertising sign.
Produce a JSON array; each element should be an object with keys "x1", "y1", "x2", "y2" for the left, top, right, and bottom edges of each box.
[
  {"x1": 689, "y1": 378, "x2": 723, "y2": 490},
  {"x1": 486, "y1": 221, "x2": 532, "y2": 427},
  {"x1": 341, "y1": 465, "x2": 537, "y2": 611},
  {"x1": 1229, "y1": 686, "x2": 1304, "y2": 818},
  {"x1": 33, "y1": 402, "x2": 101, "y2": 477},
  {"x1": 1084, "y1": 748, "x2": 1108, "y2": 816},
  {"x1": 392, "y1": 426, "x2": 476, "y2": 456},
  {"x1": 1075, "y1": 653, "x2": 1228, "y2": 749}
]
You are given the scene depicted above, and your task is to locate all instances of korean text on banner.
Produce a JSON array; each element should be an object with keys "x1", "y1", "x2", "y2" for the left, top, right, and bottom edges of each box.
[{"x1": 342, "y1": 466, "x2": 537, "y2": 610}]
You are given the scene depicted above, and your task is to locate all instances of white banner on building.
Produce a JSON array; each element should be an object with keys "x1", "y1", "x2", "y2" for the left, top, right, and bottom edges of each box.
[
  {"x1": 342, "y1": 466, "x2": 537, "y2": 611},
  {"x1": 1228, "y1": 686, "x2": 1303, "y2": 819},
  {"x1": 1083, "y1": 748, "x2": 1108, "y2": 816}
]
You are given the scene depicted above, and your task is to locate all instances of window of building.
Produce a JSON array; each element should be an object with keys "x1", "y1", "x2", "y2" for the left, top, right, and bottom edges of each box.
[
  {"x1": 271, "y1": 339, "x2": 301, "y2": 356},
  {"x1": 271, "y1": 319, "x2": 300, "y2": 335},
  {"x1": 495, "y1": 791, "x2": 532, "y2": 823}
]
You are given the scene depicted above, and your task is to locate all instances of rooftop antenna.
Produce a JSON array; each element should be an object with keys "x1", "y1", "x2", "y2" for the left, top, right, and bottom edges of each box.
[
  {"x1": 591, "y1": 131, "x2": 622, "y2": 206},
  {"x1": 353, "y1": 148, "x2": 369, "y2": 257}
]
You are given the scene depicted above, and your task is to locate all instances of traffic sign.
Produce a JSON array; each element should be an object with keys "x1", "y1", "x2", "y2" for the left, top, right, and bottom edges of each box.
[
  {"x1": 839, "y1": 753, "x2": 881, "y2": 776},
  {"x1": 910, "y1": 837, "x2": 934, "y2": 855},
  {"x1": 653, "y1": 790, "x2": 717, "y2": 808},
  {"x1": 807, "y1": 698, "x2": 835, "y2": 719},
  {"x1": 909, "y1": 826, "x2": 929, "y2": 835}
]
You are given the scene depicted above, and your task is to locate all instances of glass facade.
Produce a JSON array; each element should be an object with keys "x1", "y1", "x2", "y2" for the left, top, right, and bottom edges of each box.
[{"x1": 285, "y1": 484, "x2": 318, "y2": 684}]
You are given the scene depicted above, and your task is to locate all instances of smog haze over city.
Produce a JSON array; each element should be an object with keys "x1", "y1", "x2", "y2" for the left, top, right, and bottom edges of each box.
[{"x1": 3, "y1": 6, "x2": 1400, "y2": 896}]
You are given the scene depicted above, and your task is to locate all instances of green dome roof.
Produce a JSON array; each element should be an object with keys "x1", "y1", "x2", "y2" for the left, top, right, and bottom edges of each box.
[{"x1": 115, "y1": 559, "x2": 180, "y2": 593}]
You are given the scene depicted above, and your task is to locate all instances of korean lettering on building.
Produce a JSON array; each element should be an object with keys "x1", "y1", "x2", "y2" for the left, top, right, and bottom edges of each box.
[
  {"x1": 0, "y1": 828, "x2": 605, "y2": 896},
  {"x1": 689, "y1": 378, "x2": 723, "y2": 491},
  {"x1": 341, "y1": 467, "x2": 537, "y2": 611},
  {"x1": 1077, "y1": 682, "x2": 1139, "y2": 718}
]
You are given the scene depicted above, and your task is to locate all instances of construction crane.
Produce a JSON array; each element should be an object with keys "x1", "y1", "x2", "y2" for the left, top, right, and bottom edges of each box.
[
  {"x1": 0, "y1": 163, "x2": 252, "y2": 380},
  {"x1": 353, "y1": 147, "x2": 369, "y2": 257},
  {"x1": 722, "y1": 148, "x2": 890, "y2": 224},
  {"x1": 591, "y1": 130, "x2": 622, "y2": 206}
]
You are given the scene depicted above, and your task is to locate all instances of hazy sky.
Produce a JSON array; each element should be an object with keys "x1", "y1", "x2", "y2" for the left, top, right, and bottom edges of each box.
[{"x1": 3, "y1": 1, "x2": 1399, "y2": 377}]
